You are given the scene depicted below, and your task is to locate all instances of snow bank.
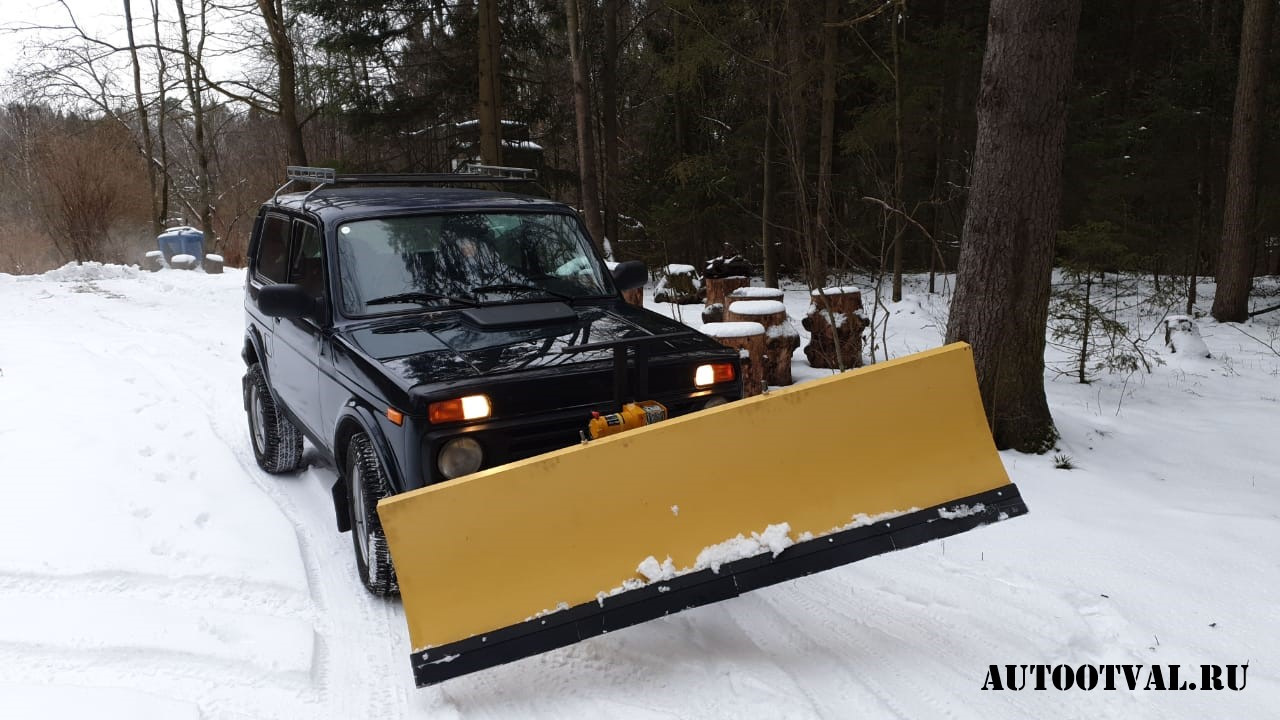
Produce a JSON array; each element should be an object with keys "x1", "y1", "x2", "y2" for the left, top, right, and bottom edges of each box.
[{"x1": 36, "y1": 261, "x2": 142, "y2": 282}]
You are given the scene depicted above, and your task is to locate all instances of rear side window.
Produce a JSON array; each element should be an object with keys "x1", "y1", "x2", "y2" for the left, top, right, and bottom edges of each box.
[
  {"x1": 256, "y1": 214, "x2": 290, "y2": 283},
  {"x1": 289, "y1": 222, "x2": 325, "y2": 297}
]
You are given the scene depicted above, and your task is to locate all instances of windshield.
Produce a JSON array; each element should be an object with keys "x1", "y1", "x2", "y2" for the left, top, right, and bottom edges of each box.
[{"x1": 335, "y1": 211, "x2": 613, "y2": 316}]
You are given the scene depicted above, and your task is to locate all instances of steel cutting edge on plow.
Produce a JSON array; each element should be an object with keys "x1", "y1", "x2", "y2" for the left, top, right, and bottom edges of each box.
[{"x1": 378, "y1": 342, "x2": 1028, "y2": 686}]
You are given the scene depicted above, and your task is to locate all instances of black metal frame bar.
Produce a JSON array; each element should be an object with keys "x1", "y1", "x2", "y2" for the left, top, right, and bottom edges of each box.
[
  {"x1": 409, "y1": 483, "x2": 1028, "y2": 686},
  {"x1": 560, "y1": 331, "x2": 698, "y2": 410}
]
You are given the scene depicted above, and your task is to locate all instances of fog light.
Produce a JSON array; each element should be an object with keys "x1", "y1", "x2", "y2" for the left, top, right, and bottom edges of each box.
[
  {"x1": 695, "y1": 362, "x2": 736, "y2": 387},
  {"x1": 438, "y1": 437, "x2": 484, "y2": 479}
]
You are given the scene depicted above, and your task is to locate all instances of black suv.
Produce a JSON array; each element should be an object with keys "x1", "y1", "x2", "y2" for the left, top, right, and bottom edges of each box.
[{"x1": 242, "y1": 168, "x2": 742, "y2": 595}]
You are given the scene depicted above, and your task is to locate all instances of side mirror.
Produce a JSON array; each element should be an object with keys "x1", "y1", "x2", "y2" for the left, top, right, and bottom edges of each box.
[
  {"x1": 259, "y1": 283, "x2": 317, "y2": 319},
  {"x1": 611, "y1": 260, "x2": 647, "y2": 292}
]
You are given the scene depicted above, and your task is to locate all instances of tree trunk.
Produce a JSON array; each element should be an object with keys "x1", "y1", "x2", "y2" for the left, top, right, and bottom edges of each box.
[
  {"x1": 123, "y1": 0, "x2": 161, "y2": 237},
  {"x1": 945, "y1": 0, "x2": 1082, "y2": 453},
  {"x1": 257, "y1": 0, "x2": 307, "y2": 166},
  {"x1": 814, "y1": 0, "x2": 838, "y2": 286},
  {"x1": 762, "y1": 75, "x2": 779, "y2": 289},
  {"x1": 477, "y1": 0, "x2": 503, "y2": 165},
  {"x1": 1211, "y1": 0, "x2": 1273, "y2": 323},
  {"x1": 174, "y1": 0, "x2": 217, "y2": 254},
  {"x1": 565, "y1": 0, "x2": 606, "y2": 250},
  {"x1": 891, "y1": 4, "x2": 906, "y2": 302},
  {"x1": 150, "y1": 0, "x2": 170, "y2": 230},
  {"x1": 602, "y1": 0, "x2": 620, "y2": 249}
]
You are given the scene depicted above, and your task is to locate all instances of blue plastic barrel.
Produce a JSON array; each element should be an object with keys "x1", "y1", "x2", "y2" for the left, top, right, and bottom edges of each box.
[{"x1": 156, "y1": 226, "x2": 205, "y2": 261}]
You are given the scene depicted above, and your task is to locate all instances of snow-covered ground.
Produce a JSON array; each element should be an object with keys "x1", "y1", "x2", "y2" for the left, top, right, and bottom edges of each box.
[{"x1": 1, "y1": 263, "x2": 1277, "y2": 719}]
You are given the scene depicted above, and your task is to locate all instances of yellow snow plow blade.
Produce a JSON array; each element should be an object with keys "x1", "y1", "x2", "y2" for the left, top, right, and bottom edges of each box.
[{"x1": 379, "y1": 342, "x2": 1026, "y2": 686}]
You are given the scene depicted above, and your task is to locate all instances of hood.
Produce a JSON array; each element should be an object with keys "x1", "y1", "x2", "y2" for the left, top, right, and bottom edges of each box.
[{"x1": 341, "y1": 303, "x2": 709, "y2": 390}]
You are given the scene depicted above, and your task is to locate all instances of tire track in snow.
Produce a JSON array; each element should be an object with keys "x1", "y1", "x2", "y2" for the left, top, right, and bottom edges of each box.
[{"x1": 0, "y1": 570, "x2": 310, "y2": 618}]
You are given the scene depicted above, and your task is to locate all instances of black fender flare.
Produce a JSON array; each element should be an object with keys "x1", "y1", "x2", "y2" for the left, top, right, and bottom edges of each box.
[
  {"x1": 330, "y1": 401, "x2": 404, "y2": 533},
  {"x1": 241, "y1": 328, "x2": 271, "y2": 411}
]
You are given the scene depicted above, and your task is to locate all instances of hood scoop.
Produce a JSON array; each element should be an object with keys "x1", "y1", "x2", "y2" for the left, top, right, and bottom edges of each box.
[{"x1": 459, "y1": 302, "x2": 578, "y2": 329}]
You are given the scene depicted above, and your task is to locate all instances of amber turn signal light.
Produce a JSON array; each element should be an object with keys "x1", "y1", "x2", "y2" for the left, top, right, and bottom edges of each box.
[
  {"x1": 386, "y1": 408, "x2": 405, "y2": 426},
  {"x1": 694, "y1": 363, "x2": 736, "y2": 387},
  {"x1": 429, "y1": 395, "x2": 492, "y2": 423}
]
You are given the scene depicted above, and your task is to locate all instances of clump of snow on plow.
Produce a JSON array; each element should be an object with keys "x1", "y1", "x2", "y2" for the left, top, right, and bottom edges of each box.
[
  {"x1": 695, "y1": 523, "x2": 795, "y2": 572},
  {"x1": 937, "y1": 503, "x2": 985, "y2": 520}
]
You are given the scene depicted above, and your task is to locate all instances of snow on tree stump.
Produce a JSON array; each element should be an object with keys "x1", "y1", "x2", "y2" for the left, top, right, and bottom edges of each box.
[
  {"x1": 170, "y1": 253, "x2": 199, "y2": 271},
  {"x1": 1164, "y1": 315, "x2": 1211, "y2": 358},
  {"x1": 725, "y1": 298, "x2": 799, "y2": 386},
  {"x1": 702, "y1": 303, "x2": 725, "y2": 324},
  {"x1": 142, "y1": 250, "x2": 164, "y2": 273},
  {"x1": 704, "y1": 276, "x2": 749, "y2": 309},
  {"x1": 204, "y1": 253, "x2": 224, "y2": 275},
  {"x1": 701, "y1": 321, "x2": 767, "y2": 397},
  {"x1": 802, "y1": 286, "x2": 866, "y2": 369},
  {"x1": 727, "y1": 286, "x2": 784, "y2": 302},
  {"x1": 653, "y1": 264, "x2": 701, "y2": 304}
]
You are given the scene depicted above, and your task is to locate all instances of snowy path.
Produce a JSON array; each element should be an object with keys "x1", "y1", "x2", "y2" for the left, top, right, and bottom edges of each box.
[{"x1": 1, "y1": 265, "x2": 1277, "y2": 719}]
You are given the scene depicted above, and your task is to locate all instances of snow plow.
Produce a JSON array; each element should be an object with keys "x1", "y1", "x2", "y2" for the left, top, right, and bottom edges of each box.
[{"x1": 378, "y1": 342, "x2": 1027, "y2": 686}]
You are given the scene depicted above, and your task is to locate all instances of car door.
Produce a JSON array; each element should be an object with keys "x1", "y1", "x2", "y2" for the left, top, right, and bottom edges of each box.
[{"x1": 269, "y1": 216, "x2": 326, "y2": 439}]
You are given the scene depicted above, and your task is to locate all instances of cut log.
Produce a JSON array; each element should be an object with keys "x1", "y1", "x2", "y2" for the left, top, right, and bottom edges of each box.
[
  {"x1": 653, "y1": 264, "x2": 701, "y2": 304},
  {"x1": 142, "y1": 250, "x2": 164, "y2": 273},
  {"x1": 701, "y1": 303, "x2": 724, "y2": 324},
  {"x1": 704, "y1": 276, "x2": 750, "y2": 308},
  {"x1": 725, "y1": 298, "x2": 799, "y2": 386},
  {"x1": 700, "y1": 321, "x2": 766, "y2": 397},
  {"x1": 622, "y1": 287, "x2": 643, "y2": 306},
  {"x1": 803, "y1": 287, "x2": 865, "y2": 369},
  {"x1": 204, "y1": 253, "x2": 224, "y2": 275}
]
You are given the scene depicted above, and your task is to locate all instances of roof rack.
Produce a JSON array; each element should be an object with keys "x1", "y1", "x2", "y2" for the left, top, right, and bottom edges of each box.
[{"x1": 272, "y1": 164, "x2": 539, "y2": 208}]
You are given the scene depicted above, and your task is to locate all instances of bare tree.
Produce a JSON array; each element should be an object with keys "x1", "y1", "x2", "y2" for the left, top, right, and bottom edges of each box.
[
  {"x1": 945, "y1": 0, "x2": 1082, "y2": 453},
  {"x1": 254, "y1": 0, "x2": 306, "y2": 165}
]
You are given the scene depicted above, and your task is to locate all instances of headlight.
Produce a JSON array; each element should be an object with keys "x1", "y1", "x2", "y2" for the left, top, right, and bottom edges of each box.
[
  {"x1": 695, "y1": 362, "x2": 736, "y2": 387},
  {"x1": 438, "y1": 437, "x2": 484, "y2": 479}
]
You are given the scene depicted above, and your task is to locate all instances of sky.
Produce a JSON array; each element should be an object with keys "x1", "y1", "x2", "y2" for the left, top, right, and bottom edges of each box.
[{"x1": 0, "y1": 1, "x2": 121, "y2": 90}]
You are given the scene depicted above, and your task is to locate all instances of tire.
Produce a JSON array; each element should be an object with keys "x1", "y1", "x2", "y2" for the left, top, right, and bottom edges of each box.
[
  {"x1": 347, "y1": 433, "x2": 399, "y2": 596},
  {"x1": 245, "y1": 363, "x2": 304, "y2": 474}
]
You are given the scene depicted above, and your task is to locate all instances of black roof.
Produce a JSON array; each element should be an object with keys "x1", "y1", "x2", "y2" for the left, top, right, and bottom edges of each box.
[{"x1": 269, "y1": 186, "x2": 568, "y2": 222}]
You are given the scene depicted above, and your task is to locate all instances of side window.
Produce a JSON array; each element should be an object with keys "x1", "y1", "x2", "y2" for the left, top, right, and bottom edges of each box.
[
  {"x1": 288, "y1": 222, "x2": 325, "y2": 297},
  {"x1": 256, "y1": 214, "x2": 290, "y2": 283}
]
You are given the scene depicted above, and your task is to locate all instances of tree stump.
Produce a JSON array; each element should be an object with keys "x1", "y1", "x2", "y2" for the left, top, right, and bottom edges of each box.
[
  {"x1": 204, "y1": 253, "x2": 224, "y2": 275},
  {"x1": 653, "y1": 264, "x2": 701, "y2": 304},
  {"x1": 1163, "y1": 315, "x2": 1210, "y2": 357},
  {"x1": 142, "y1": 250, "x2": 164, "y2": 273},
  {"x1": 621, "y1": 287, "x2": 643, "y2": 306},
  {"x1": 725, "y1": 299, "x2": 799, "y2": 386},
  {"x1": 704, "y1": 275, "x2": 749, "y2": 309},
  {"x1": 170, "y1": 253, "x2": 199, "y2": 271},
  {"x1": 802, "y1": 286, "x2": 865, "y2": 369},
  {"x1": 701, "y1": 303, "x2": 724, "y2": 324},
  {"x1": 700, "y1": 321, "x2": 766, "y2": 397}
]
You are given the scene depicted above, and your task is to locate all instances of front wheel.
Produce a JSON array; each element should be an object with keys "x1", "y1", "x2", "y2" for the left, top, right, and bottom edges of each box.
[
  {"x1": 245, "y1": 363, "x2": 303, "y2": 474},
  {"x1": 347, "y1": 433, "x2": 398, "y2": 596}
]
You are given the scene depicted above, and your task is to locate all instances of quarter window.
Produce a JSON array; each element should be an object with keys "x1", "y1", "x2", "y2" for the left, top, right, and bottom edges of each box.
[{"x1": 256, "y1": 214, "x2": 290, "y2": 283}]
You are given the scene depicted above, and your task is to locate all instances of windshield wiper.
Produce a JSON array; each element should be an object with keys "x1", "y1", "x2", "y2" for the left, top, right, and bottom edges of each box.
[
  {"x1": 365, "y1": 291, "x2": 477, "y2": 308},
  {"x1": 470, "y1": 283, "x2": 576, "y2": 303}
]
